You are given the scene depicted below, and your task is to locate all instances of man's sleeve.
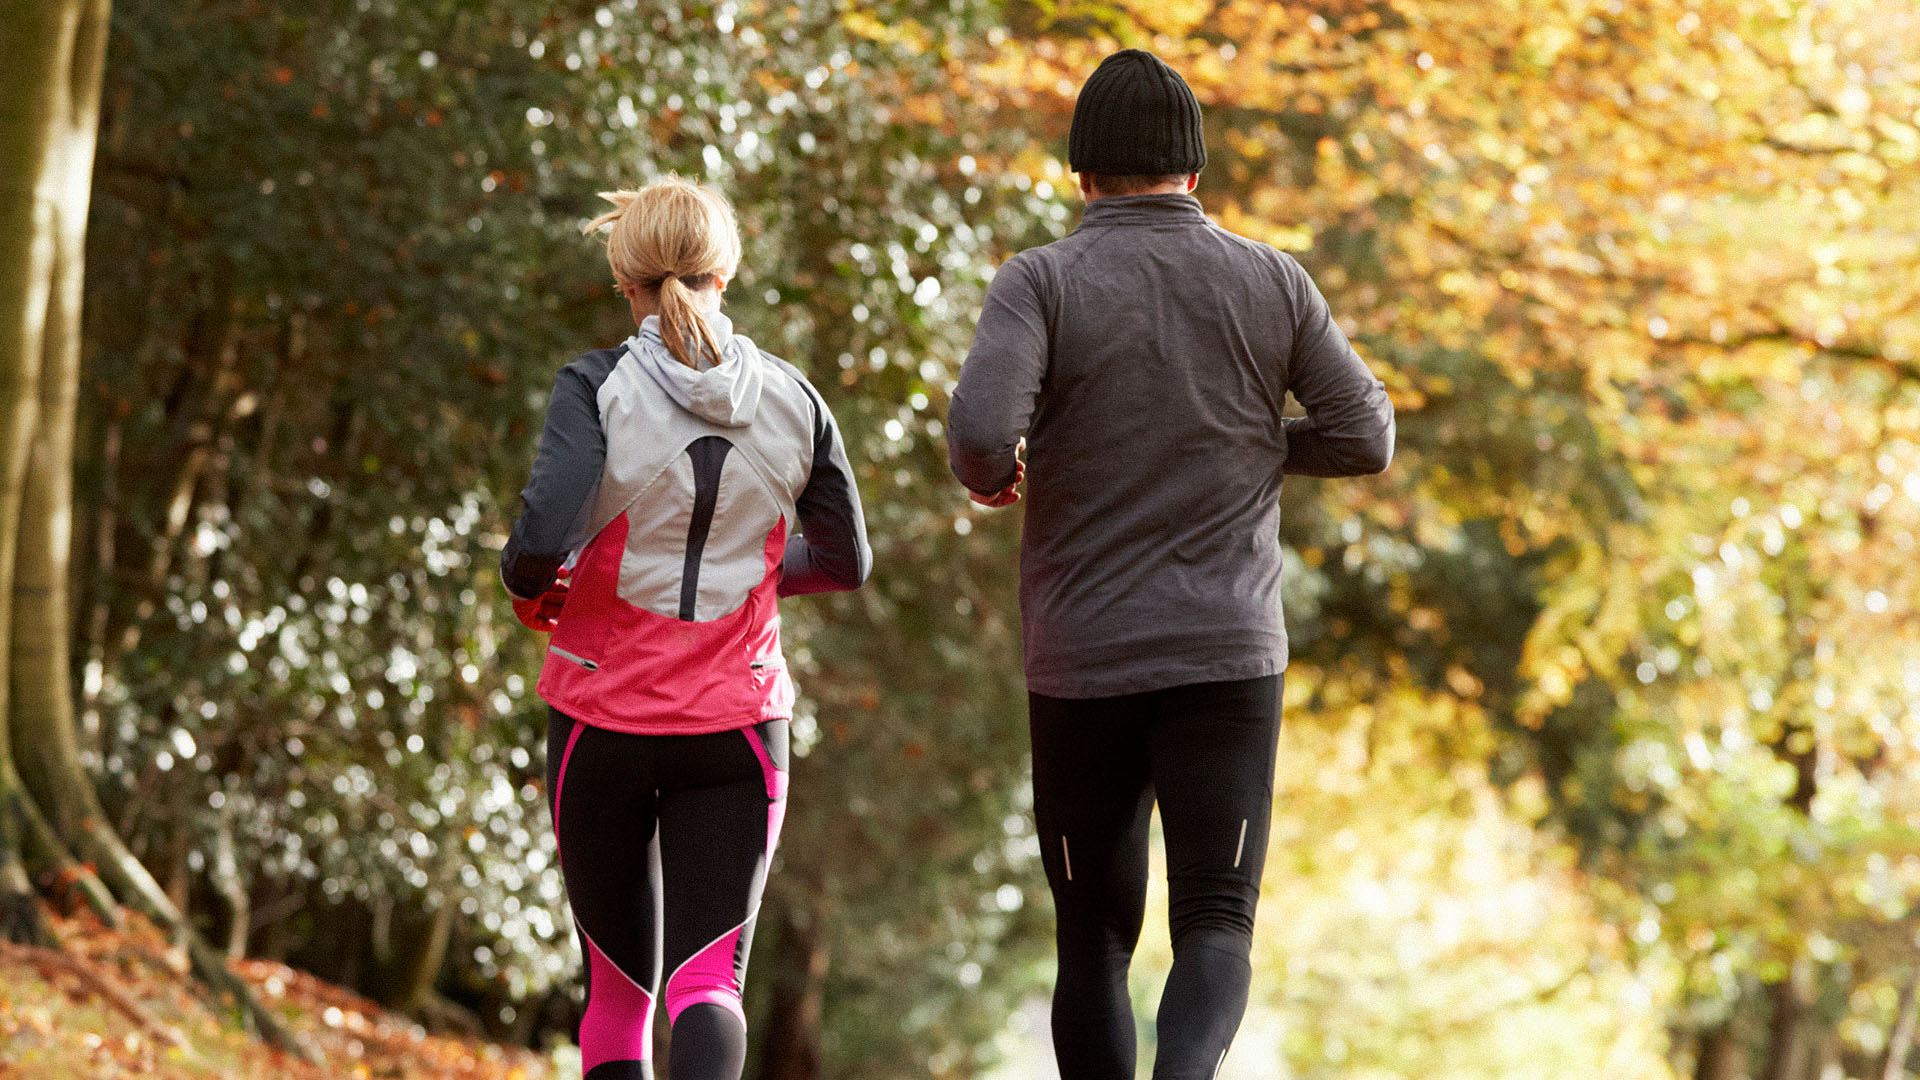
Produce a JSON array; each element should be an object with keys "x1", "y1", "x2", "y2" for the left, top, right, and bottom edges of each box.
[
  {"x1": 1279, "y1": 256, "x2": 1396, "y2": 478},
  {"x1": 948, "y1": 254, "x2": 1049, "y2": 495},
  {"x1": 500, "y1": 364, "x2": 606, "y2": 600},
  {"x1": 779, "y1": 371, "x2": 872, "y2": 596}
]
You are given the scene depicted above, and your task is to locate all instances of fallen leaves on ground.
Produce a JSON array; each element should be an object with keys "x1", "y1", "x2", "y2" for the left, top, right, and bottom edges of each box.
[{"x1": 0, "y1": 910, "x2": 560, "y2": 1080}]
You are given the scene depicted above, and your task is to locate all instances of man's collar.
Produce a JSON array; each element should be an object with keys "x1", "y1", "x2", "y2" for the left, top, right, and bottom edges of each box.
[{"x1": 1076, "y1": 192, "x2": 1208, "y2": 228}]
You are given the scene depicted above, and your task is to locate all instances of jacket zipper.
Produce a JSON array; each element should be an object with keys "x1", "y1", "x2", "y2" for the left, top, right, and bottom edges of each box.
[{"x1": 550, "y1": 645, "x2": 599, "y2": 672}]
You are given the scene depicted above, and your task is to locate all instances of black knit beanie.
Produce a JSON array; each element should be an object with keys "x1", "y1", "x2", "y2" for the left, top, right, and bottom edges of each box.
[{"x1": 1067, "y1": 49, "x2": 1206, "y2": 176}]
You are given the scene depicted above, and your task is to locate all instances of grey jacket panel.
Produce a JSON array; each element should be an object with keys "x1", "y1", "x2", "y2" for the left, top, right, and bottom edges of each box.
[
  {"x1": 948, "y1": 192, "x2": 1394, "y2": 698},
  {"x1": 592, "y1": 319, "x2": 809, "y2": 621}
]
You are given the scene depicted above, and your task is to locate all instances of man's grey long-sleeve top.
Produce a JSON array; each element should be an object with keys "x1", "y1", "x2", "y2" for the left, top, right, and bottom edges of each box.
[{"x1": 948, "y1": 193, "x2": 1394, "y2": 698}]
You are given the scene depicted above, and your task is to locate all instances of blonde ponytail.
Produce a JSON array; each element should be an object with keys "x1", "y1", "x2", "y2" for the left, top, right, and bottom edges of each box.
[
  {"x1": 582, "y1": 175, "x2": 743, "y2": 369},
  {"x1": 655, "y1": 273, "x2": 728, "y2": 371}
]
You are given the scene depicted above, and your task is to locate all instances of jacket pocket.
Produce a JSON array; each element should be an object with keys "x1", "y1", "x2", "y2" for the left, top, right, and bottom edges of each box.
[
  {"x1": 549, "y1": 645, "x2": 599, "y2": 672},
  {"x1": 751, "y1": 656, "x2": 795, "y2": 716}
]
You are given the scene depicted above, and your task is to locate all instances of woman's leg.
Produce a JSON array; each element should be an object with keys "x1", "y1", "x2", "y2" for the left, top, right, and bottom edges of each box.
[
  {"x1": 1029, "y1": 690, "x2": 1155, "y2": 1080},
  {"x1": 547, "y1": 709, "x2": 664, "y2": 1080},
  {"x1": 655, "y1": 719, "x2": 789, "y2": 1080}
]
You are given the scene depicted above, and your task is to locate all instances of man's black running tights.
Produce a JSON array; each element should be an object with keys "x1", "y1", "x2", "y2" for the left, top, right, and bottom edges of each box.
[{"x1": 1029, "y1": 674, "x2": 1282, "y2": 1080}]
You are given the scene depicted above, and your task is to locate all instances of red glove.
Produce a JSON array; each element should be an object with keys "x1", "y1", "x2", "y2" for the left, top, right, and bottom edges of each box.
[{"x1": 511, "y1": 567, "x2": 570, "y2": 633}]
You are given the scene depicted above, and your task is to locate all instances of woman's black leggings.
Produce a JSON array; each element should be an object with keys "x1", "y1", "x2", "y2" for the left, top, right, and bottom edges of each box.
[
  {"x1": 1029, "y1": 674, "x2": 1283, "y2": 1080},
  {"x1": 545, "y1": 708, "x2": 789, "y2": 1080}
]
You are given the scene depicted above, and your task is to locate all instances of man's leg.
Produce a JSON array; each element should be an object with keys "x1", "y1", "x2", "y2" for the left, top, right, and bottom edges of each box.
[
  {"x1": 1144, "y1": 675, "x2": 1283, "y2": 1080},
  {"x1": 1030, "y1": 690, "x2": 1154, "y2": 1080}
]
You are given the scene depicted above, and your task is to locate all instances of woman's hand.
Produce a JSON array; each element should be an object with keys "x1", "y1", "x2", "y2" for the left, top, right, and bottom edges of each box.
[{"x1": 511, "y1": 567, "x2": 570, "y2": 632}]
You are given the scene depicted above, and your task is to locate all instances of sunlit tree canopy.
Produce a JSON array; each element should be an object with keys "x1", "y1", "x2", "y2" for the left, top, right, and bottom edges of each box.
[{"x1": 0, "y1": 0, "x2": 1914, "y2": 1077}]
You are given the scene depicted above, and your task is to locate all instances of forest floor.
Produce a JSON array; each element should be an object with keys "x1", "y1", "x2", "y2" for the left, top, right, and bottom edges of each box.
[{"x1": 0, "y1": 909, "x2": 563, "y2": 1080}]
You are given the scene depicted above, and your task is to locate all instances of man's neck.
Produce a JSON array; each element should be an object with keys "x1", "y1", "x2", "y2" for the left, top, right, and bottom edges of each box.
[
  {"x1": 1079, "y1": 172, "x2": 1198, "y2": 202},
  {"x1": 1086, "y1": 185, "x2": 1188, "y2": 202}
]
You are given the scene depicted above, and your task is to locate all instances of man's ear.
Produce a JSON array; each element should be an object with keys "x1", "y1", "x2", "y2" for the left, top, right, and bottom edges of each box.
[
  {"x1": 1185, "y1": 173, "x2": 1199, "y2": 192},
  {"x1": 1078, "y1": 173, "x2": 1097, "y2": 200}
]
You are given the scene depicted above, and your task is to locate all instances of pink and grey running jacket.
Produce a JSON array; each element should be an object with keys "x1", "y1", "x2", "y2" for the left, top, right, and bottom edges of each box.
[{"x1": 501, "y1": 311, "x2": 870, "y2": 734}]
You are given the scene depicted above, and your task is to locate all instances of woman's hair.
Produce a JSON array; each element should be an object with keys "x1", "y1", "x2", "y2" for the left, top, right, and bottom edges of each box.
[{"x1": 583, "y1": 175, "x2": 743, "y2": 370}]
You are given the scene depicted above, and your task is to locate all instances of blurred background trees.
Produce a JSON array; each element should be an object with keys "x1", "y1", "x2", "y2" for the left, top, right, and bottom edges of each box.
[{"x1": 2, "y1": 0, "x2": 1916, "y2": 1078}]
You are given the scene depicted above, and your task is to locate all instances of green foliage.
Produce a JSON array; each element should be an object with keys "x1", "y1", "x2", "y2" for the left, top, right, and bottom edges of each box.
[
  {"x1": 87, "y1": 0, "x2": 600, "y2": 1002},
  {"x1": 84, "y1": 0, "x2": 1062, "y2": 1066},
  {"x1": 73, "y1": 0, "x2": 1920, "y2": 1076}
]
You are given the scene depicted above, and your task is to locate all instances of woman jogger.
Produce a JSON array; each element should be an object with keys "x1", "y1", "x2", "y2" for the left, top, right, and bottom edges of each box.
[{"x1": 502, "y1": 175, "x2": 869, "y2": 1079}]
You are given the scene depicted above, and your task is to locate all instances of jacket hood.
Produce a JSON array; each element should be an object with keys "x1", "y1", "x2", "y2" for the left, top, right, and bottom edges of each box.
[{"x1": 628, "y1": 310, "x2": 764, "y2": 427}]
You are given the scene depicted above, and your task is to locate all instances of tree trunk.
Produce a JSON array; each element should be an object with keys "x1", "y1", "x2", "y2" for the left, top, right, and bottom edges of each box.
[
  {"x1": 0, "y1": 807, "x2": 47, "y2": 943},
  {"x1": 1880, "y1": 965, "x2": 1920, "y2": 1080},
  {"x1": 244, "y1": 875, "x2": 305, "y2": 962},
  {"x1": 755, "y1": 906, "x2": 830, "y2": 1080},
  {"x1": 398, "y1": 895, "x2": 455, "y2": 1012},
  {"x1": 0, "y1": 765, "x2": 95, "y2": 942},
  {"x1": 1762, "y1": 959, "x2": 1813, "y2": 1080},
  {"x1": 11, "y1": 0, "x2": 117, "y2": 856},
  {"x1": 105, "y1": 280, "x2": 240, "y2": 670},
  {"x1": 0, "y1": 0, "x2": 192, "y2": 974},
  {"x1": 9, "y1": 0, "x2": 172, "y2": 947},
  {"x1": 1695, "y1": 1018, "x2": 1741, "y2": 1080},
  {"x1": 0, "y1": 0, "x2": 88, "y2": 949},
  {"x1": 360, "y1": 891, "x2": 457, "y2": 1017},
  {"x1": 77, "y1": 411, "x2": 119, "y2": 750},
  {"x1": 380, "y1": 842, "x2": 463, "y2": 1013},
  {"x1": 210, "y1": 802, "x2": 249, "y2": 960},
  {"x1": 0, "y1": 3, "x2": 313, "y2": 1062},
  {"x1": 309, "y1": 895, "x2": 373, "y2": 990}
]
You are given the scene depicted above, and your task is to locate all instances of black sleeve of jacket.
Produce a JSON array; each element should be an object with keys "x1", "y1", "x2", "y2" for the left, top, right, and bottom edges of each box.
[
  {"x1": 500, "y1": 358, "x2": 610, "y2": 600},
  {"x1": 776, "y1": 362, "x2": 872, "y2": 596}
]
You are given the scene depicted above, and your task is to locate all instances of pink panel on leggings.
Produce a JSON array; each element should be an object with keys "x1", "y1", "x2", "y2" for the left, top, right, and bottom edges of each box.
[
  {"x1": 665, "y1": 924, "x2": 748, "y2": 1026},
  {"x1": 744, "y1": 725, "x2": 789, "y2": 855},
  {"x1": 742, "y1": 726, "x2": 789, "y2": 799},
  {"x1": 550, "y1": 719, "x2": 586, "y2": 839},
  {"x1": 579, "y1": 931, "x2": 654, "y2": 1069}
]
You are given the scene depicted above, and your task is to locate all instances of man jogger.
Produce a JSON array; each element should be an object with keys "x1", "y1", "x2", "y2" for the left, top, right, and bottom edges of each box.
[{"x1": 948, "y1": 49, "x2": 1395, "y2": 1078}]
